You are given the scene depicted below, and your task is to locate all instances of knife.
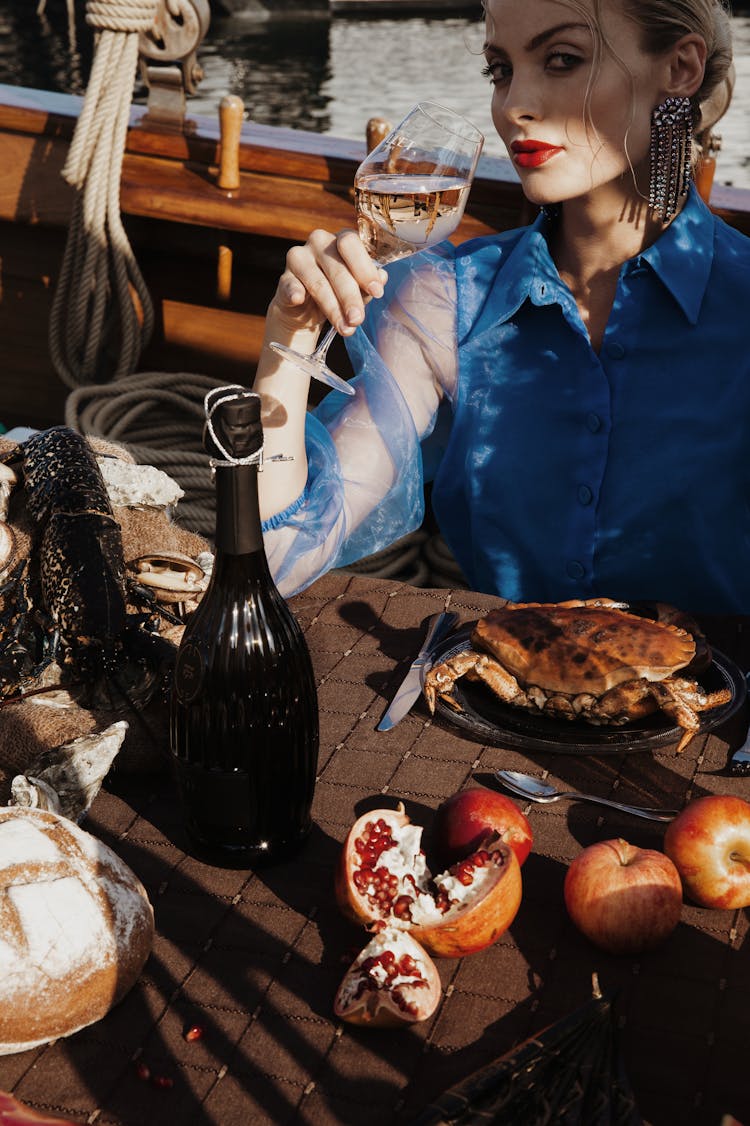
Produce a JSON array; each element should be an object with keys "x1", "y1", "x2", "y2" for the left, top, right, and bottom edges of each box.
[{"x1": 377, "y1": 611, "x2": 458, "y2": 732}]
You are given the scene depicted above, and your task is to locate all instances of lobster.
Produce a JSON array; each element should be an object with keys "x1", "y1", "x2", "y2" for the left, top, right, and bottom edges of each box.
[{"x1": 0, "y1": 426, "x2": 178, "y2": 711}]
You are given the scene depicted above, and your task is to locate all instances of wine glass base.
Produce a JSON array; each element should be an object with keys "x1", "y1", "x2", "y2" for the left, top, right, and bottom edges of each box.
[{"x1": 269, "y1": 341, "x2": 356, "y2": 397}]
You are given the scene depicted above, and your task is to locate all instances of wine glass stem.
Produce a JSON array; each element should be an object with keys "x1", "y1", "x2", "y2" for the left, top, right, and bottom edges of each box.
[{"x1": 311, "y1": 324, "x2": 338, "y2": 363}]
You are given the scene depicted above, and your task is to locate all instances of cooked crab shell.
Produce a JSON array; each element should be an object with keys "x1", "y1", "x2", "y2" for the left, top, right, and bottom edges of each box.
[
  {"x1": 128, "y1": 552, "x2": 208, "y2": 603},
  {"x1": 472, "y1": 601, "x2": 696, "y2": 696},
  {"x1": 423, "y1": 598, "x2": 731, "y2": 753}
]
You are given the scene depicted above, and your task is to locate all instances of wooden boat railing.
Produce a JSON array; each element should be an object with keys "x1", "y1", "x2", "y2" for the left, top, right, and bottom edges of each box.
[{"x1": 1, "y1": 81, "x2": 749, "y2": 430}]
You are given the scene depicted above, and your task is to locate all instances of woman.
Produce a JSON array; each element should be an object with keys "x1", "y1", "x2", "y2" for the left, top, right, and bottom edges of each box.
[{"x1": 252, "y1": 0, "x2": 748, "y2": 615}]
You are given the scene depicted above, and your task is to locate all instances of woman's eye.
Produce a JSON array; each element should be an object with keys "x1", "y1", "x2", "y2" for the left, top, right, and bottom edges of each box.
[
  {"x1": 546, "y1": 51, "x2": 582, "y2": 71},
  {"x1": 481, "y1": 61, "x2": 511, "y2": 85}
]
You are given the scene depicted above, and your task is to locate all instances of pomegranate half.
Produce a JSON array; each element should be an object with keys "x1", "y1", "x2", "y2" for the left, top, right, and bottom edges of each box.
[
  {"x1": 334, "y1": 926, "x2": 441, "y2": 1027},
  {"x1": 335, "y1": 803, "x2": 522, "y2": 957}
]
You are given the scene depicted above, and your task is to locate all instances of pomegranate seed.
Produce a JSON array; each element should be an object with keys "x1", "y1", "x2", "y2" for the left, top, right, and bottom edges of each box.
[
  {"x1": 183, "y1": 1024, "x2": 204, "y2": 1043},
  {"x1": 399, "y1": 954, "x2": 416, "y2": 974},
  {"x1": 392, "y1": 895, "x2": 413, "y2": 919},
  {"x1": 134, "y1": 1061, "x2": 151, "y2": 1082},
  {"x1": 151, "y1": 1074, "x2": 175, "y2": 1090}
]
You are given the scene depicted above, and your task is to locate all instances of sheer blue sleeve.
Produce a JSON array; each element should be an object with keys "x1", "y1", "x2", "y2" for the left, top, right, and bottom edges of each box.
[{"x1": 261, "y1": 244, "x2": 459, "y2": 597}]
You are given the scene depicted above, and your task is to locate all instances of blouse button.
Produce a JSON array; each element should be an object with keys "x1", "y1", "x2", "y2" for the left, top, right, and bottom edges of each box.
[
  {"x1": 577, "y1": 485, "x2": 593, "y2": 505},
  {"x1": 566, "y1": 560, "x2": 585, "y2": 580},
  {"x1": 586, "y1": 412, "x2": 602, "y2": 433},
  {"x1": 606, "y1": 341, "x2": 625, "y2": 359}
]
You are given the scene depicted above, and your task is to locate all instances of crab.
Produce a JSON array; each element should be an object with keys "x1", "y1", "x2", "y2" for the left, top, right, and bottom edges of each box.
[{"x1": 423, "y1": 598, "x2": 732, "y2": 752}]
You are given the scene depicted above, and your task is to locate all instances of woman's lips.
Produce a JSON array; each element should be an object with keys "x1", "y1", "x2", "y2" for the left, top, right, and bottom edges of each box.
[{"x1": 511, "y1": 141, "x2": 563, "y2": 168}]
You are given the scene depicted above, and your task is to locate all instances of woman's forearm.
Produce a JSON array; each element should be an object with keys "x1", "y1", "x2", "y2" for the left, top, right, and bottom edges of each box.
[{"x1": 252, "y1": 306, "x2": 318, "y2": 522}]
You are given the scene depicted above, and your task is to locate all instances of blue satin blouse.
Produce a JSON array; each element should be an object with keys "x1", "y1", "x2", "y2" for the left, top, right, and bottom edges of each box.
[{"x1": 262, "y1": 185, "x2": 750, "y2": 614}]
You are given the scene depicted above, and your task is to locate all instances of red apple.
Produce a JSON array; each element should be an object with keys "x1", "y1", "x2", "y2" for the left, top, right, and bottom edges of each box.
[
  {"x1": 564, "y1": 838, "x2": 683, "y2": 955},
  {"x1": 663, "y1": 794, "x2": 750, "y2": 909},
  {"x1": 430, "y1": 787, "x2": 533, "y2": 869}
]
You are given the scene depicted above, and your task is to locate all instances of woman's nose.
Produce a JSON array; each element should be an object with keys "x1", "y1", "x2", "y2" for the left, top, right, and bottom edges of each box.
[{"x1": 498, "y1": 76, "x2": 542, "y2": 124}]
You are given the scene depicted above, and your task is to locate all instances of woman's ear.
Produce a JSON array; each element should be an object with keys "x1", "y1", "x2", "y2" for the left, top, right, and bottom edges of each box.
[{"x1": 663, "y1": 33, "x2": 707, "y2": 99}]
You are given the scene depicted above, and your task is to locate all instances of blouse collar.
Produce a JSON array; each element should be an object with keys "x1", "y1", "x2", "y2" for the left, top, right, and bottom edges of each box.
[
  {"x1": 634, "y1": 185, "x2": 715, "y2": 324},
  {"x1": 490, "y1": 184, "x2": 714, "y2": 328}
]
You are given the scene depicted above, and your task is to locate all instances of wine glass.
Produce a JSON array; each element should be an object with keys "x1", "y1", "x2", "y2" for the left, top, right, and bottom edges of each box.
[{"x1": 269, "y1": 102, "x2": 484, "y2": 396}]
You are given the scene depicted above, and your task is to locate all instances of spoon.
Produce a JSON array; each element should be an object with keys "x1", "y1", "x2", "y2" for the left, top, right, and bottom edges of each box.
[{"x1": 493, "y1": 770, "x2": 680, "y2": 822}]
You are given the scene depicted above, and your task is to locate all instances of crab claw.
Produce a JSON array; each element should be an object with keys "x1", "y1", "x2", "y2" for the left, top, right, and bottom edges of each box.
[
  {"x1": 423, "y1": 652, "x2": 481, "y2": 713},
  {"x1": 424, "y1": 652, "x2": 530, "y2": 715},
  {"x1": 648, "y1": 678, "x2": 732, "y2": 753}
]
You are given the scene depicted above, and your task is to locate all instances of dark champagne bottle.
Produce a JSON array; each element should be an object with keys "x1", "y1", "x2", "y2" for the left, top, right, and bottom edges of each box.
[{"x1": 170, "y1": 386, "x2": 318, "y2": 866}]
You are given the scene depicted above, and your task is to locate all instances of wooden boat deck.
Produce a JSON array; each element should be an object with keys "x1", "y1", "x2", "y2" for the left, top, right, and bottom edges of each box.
[{"x1": 0, "y1": 82, "x2": 748, "y2": 431}]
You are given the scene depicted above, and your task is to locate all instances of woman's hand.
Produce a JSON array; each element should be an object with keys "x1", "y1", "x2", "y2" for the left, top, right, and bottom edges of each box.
[{"x1": 267, "y1": 228, "x2": 388, "y2": 341}]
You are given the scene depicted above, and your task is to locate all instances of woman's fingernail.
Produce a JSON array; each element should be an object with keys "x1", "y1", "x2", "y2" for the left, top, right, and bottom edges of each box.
[
  {"x1": 368, "y1": 282, "x2": 384, "y2": 299},
  {"x1": 378, "y1": 268, "x2": 388, "y2": 283},
  {"x1": 346, "y1": 306, "x2": 364, "y2": 325}
]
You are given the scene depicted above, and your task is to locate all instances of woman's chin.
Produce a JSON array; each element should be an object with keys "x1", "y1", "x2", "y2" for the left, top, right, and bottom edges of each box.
[{"x1": 521, "y1": 187, "x2": 561, "y2": 209}]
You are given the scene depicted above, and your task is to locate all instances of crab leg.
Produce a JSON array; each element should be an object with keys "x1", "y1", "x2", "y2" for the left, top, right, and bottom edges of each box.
[
  {"x1": 424, "y1": 652, "x2": 530, "y2": 714},
  {"x1": 648, "y1": 679, "x2": 732, "y2": 753}
]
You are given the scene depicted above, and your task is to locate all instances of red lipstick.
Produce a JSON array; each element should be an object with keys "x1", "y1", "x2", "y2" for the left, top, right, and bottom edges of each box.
[{"x1": 511, "y1": 140, "x2": 563, "y2": 168}]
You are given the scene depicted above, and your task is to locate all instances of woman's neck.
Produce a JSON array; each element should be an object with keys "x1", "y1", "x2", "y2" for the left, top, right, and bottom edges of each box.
[{"x1": 547, "y1": 178, "x2": 674, "y2": 352}]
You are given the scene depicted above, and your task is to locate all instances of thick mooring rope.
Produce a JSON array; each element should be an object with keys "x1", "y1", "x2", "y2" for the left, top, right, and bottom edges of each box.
[{"x1": 49, "y1": 0, "x2": 159, "y2": 389}]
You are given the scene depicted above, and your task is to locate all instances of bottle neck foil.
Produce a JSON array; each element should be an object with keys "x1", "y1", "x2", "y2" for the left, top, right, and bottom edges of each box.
[{"x1": 214, "y1": 464, "x2": 263, "y2": 556}]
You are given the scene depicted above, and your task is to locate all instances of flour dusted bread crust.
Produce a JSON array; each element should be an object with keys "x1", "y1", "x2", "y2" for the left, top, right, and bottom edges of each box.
[{"x1": 0, "y1": 807, "x2": 154, "y2": 1054}]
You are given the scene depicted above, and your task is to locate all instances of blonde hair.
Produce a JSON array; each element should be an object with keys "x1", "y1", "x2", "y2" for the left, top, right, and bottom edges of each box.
[
  {"x1": 620, "y1": 0, "x2": 734, "y2": 144},
  {"x1": 560, "y1": 0, "x2": 735, "y2": 156}
]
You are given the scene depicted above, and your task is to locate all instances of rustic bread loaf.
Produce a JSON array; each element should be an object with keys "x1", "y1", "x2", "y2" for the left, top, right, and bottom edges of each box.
[{"x1": 0, "y1": 807, "x2": 154, "y2": 1054}]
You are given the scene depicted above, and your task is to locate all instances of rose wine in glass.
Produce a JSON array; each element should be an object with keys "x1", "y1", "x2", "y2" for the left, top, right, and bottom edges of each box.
[
  {"x1": 269, "y1": 102, "x2": 483, "y2": 396},
  {"x1": 355, "y1": 174, "x2": 471, "y2": 263}
]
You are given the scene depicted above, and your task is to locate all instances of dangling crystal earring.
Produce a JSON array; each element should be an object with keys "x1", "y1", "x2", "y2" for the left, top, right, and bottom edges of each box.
[{"x1": 649, "y1": 95, "x2": 693, "y2": 221}]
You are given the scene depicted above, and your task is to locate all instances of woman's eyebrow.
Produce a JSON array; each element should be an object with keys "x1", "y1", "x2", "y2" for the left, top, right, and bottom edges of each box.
[
  {"x1": 484, "y1": 21, "x2": 590, "y2": 53},
  {"x1": 526, "y1": 22, "x2": 590, "y2": 50}
]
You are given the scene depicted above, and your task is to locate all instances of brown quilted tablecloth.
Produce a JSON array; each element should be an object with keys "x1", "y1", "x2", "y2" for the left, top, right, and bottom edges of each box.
[{"x1": 2, "y1": 572, "x2": 749, "y2": 1126}]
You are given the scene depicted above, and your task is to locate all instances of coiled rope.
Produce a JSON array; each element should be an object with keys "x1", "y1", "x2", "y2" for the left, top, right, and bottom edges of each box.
[
  {"x1": 49, "y1": 0, "x2": 159, "y2": 389},
  {"x1": 65, "y1": 371, "x2": 227, "y2": 536},
  {"x1": 65, "y1": 373, "x2": 471, "y2": 585}
]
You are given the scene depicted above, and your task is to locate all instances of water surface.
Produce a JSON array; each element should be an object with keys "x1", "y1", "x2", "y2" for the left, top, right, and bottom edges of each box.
[{"x1": 0, "y1": 2, "x2": 747, "y2": 188}]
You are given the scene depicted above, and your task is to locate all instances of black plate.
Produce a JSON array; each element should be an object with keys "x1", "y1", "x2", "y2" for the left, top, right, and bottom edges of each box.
[{"x1": 428, "y1": 624, "x2": 746, "y2": 754}]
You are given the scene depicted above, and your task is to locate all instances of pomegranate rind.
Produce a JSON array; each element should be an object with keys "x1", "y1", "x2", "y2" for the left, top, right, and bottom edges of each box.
[
  {"x1": 415, "y1": 843, "x2": 523, "y2": 957},
  {"x1": 335, "y1": 805, "x2": 411, "y2": 925},
  {"x1": 0, "y1": 1091, "x2": 79, "y2": 1124},
  {"x1": 333, "y1": 929, "x2": 441, "y2": 1027},
  {"x1": 336, "y1": 805, "x2": 523, "y2": 958},
  {"x1": 431, "y1": 788, "x2": 534, "y2": 869}
]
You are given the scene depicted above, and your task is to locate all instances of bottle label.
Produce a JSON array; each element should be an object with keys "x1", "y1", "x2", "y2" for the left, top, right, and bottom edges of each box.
[{"x1": 174, "y1": 642, "x2": 205, "y2": 704}]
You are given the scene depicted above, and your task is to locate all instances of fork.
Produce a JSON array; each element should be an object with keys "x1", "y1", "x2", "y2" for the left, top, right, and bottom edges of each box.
[
  {"x1": 729, "y1": 673, "x2": 750, "y2": 775},
  {"x1": 729, "y1": 725, "x2": 750, "y2": 775}
]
